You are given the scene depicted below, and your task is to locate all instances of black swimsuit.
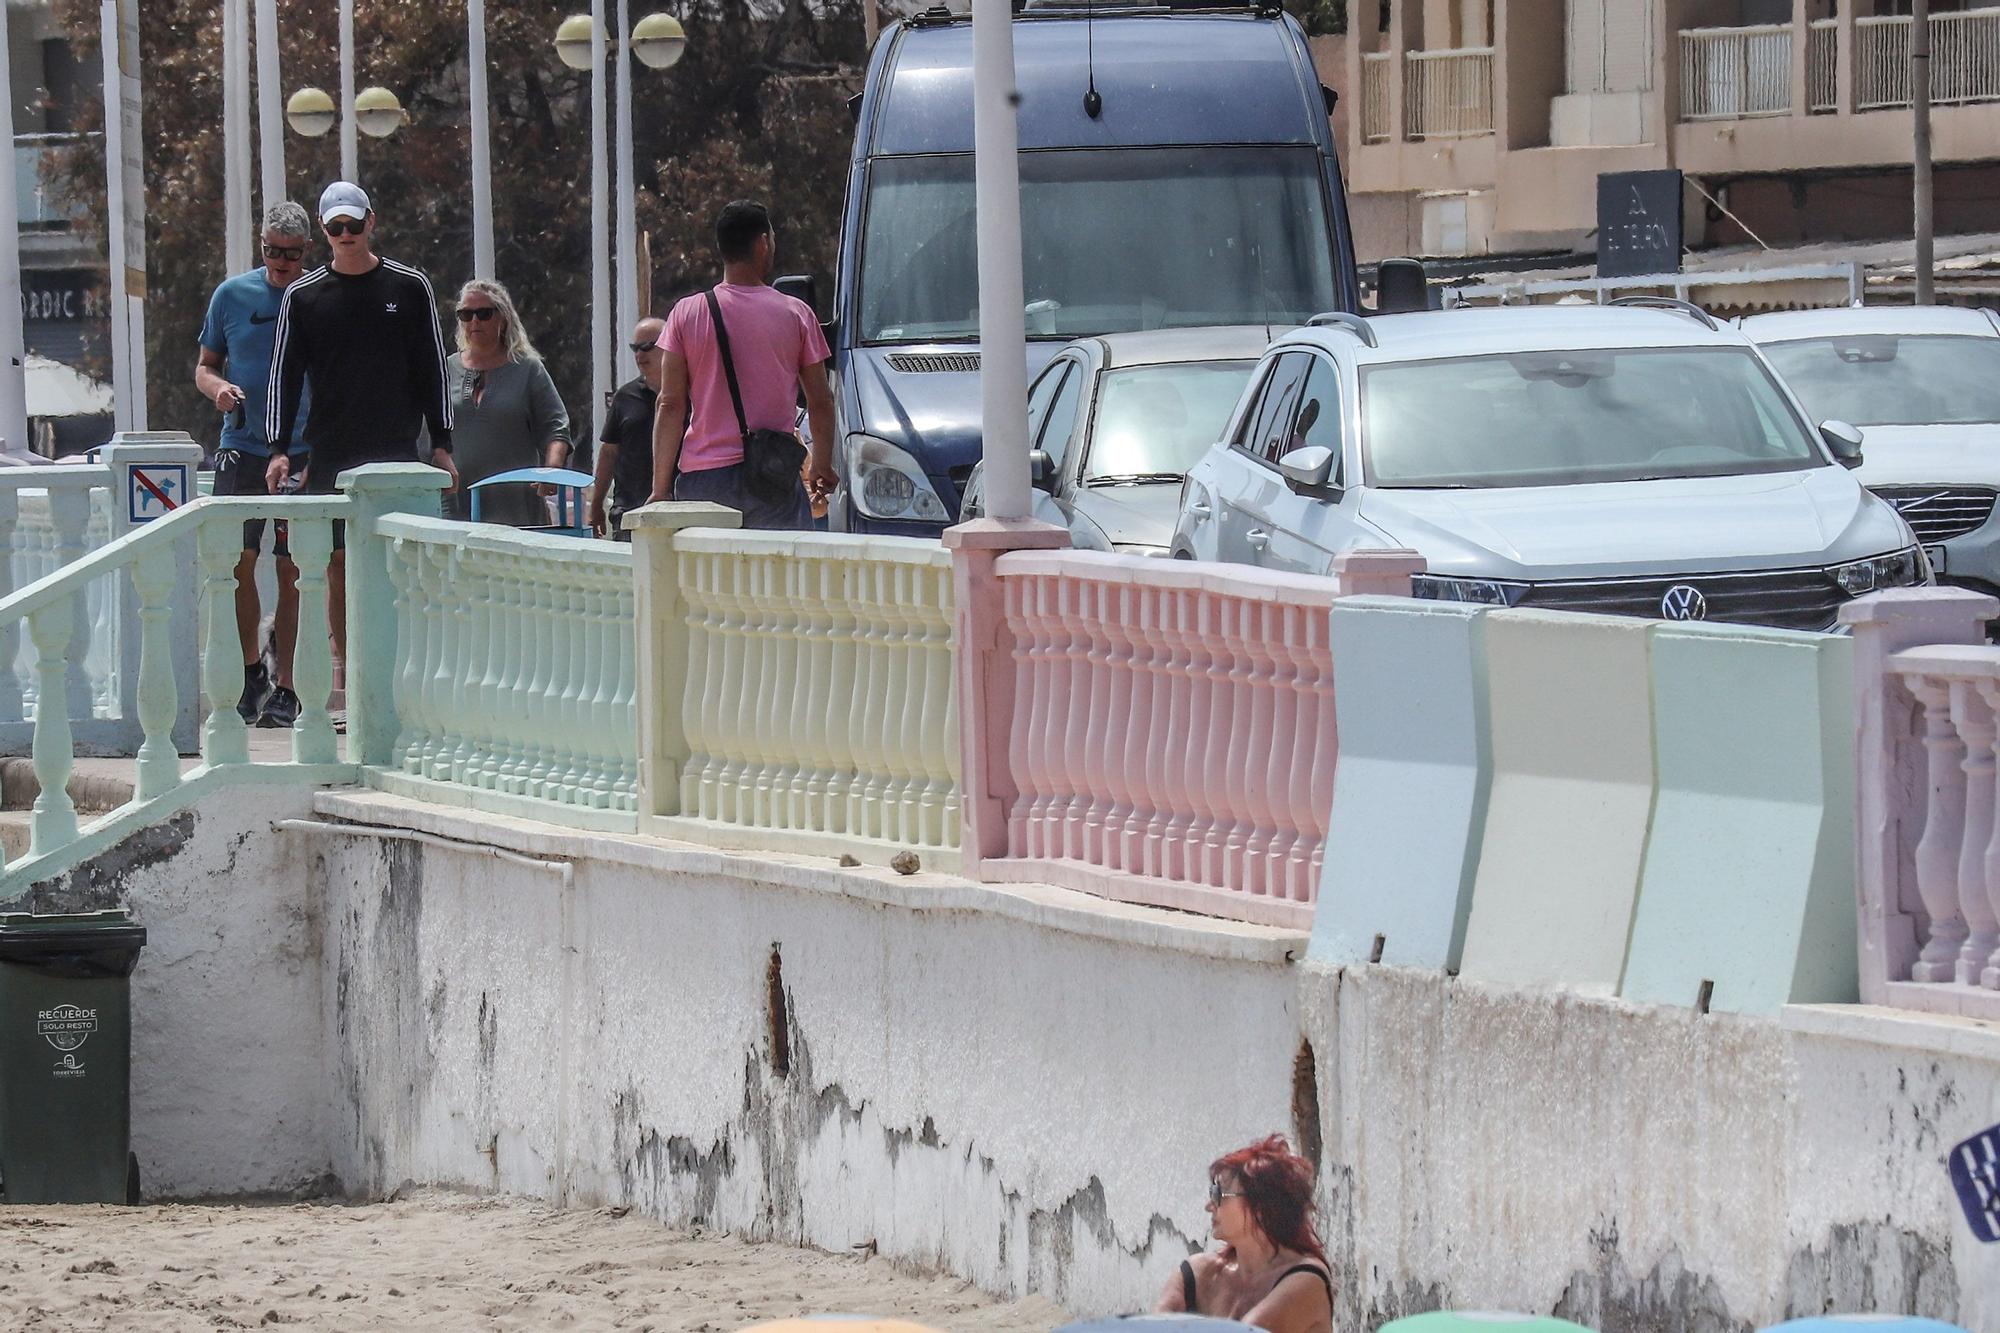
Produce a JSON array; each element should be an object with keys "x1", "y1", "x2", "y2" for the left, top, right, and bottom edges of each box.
[{"x1": 1179, "y1": 1258, "x2": 1335, "y2": 1314}]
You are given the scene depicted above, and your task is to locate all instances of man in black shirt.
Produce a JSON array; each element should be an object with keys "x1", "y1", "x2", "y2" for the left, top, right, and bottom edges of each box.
[
  {"x1": 265, "y1": 181, "x2": 457, "y2": 661},
  {"x1": 589, "y1": 315, "x2": 665, "y2": 540}
]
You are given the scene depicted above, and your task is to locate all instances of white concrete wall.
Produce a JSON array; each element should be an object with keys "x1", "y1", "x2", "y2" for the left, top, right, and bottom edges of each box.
[
  {"x1": 32, "y1": 786, "x2": 2000, "y2": 1326},
  {"x1": 18, "y1": 782, "x2": 332, "y2": 1199}
]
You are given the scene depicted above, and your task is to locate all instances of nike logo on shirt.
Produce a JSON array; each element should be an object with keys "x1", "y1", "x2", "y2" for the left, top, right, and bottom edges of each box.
[{"x1": 250, "y1": 313, "x2": 278, "y2": 324}]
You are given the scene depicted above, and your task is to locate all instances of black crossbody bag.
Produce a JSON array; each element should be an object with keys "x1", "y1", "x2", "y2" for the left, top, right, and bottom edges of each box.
[{"x1": 704, "y1": 288, "x2": 806, "y2": 505}]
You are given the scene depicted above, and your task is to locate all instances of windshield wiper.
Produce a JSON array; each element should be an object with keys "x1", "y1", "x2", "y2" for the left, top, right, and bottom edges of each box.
[{"x1": 1085, "y1": 473, "x2": 1182, "y2": 486}]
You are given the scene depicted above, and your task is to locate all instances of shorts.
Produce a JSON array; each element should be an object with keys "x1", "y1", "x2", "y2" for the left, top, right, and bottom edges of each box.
[
  {"x1": 214, "y1": 448, "x2": 291, "y2": 557},
  {"x1": 672, "y1": 462, "x2": 812, "y2": 531}
]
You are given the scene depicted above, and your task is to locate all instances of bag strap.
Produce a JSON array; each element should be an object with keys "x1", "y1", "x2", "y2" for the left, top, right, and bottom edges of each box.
[{"x1": 704, "y1": 287, "x2": 752, "y2": 440}]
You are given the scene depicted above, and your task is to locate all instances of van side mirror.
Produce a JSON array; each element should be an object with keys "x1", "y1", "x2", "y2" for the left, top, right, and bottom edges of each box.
[
  {"x1": 1376, "y1": 258, "x2": 1430, "y2": 314},
  {"x1": 774, "y1": 273, "x2": 819, "y2": 315},
  {"x1": 1030, "y1": 449, "x2": 1055, "y2": 491},
  {"x1": 1277, "y1": 445, "x2": 1338, "y2": 494},
  {"x1": 1820, "y1": 419, "x2": 1865, "y2": 468}
]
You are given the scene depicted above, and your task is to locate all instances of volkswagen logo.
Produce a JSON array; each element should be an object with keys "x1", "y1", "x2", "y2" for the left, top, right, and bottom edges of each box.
[{"x1": 1661, "y1": 584, "x2": 1708, "y2": 621}]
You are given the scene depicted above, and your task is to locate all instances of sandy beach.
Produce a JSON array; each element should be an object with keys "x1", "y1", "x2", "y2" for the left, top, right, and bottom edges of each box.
[{"x1": 0, "y1": 1192, "x2": 1074, "y2": 1331}]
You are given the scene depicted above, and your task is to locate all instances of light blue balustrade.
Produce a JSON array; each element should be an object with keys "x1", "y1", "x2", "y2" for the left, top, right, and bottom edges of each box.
[{"x1": 366, "y1": 514, "x2": 638, "y2": 832}]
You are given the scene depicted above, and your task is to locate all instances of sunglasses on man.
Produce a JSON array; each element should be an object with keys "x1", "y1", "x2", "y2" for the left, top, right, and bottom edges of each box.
[
  {"x1": 322, "y1": 217, "x2": 366, "y2": 237},
  {"x1": 261, "y1": 243, "x2": 305, "y2": 262},
  {"x1": 455, "y1": 307, "x2": 497, "y2": 323},
  {"x1": 629, "y1": 340, "x2": 660, "y2": 356}
]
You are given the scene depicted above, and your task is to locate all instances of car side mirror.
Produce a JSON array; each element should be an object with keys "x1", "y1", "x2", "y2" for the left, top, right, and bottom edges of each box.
[
  {"x1": 1277, "y1": 445, "x2": 1338, "y2": 493},
  {"x1": 1820, "y1": 419, "x2": 1865, "y2": 468},
  {"x1": 1029, "y1": 449, "x2": 1055, "y2": 491},
  {"x1": 774, "y1": 273, "x2": 819, "y2": 316}
]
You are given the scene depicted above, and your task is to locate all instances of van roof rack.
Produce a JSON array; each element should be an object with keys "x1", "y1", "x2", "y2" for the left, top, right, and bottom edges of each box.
[
  {"x1": 1306, "y1": 310, "x2": 1378, "y2": 347},
  {"x1": 1607, "y1": 296, "x2": 1719, "y2": 331}
]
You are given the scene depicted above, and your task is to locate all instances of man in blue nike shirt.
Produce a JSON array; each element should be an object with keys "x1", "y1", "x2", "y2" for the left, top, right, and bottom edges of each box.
[{"x1": 195, "y1": 200, "x2": 314, "y2": 728}]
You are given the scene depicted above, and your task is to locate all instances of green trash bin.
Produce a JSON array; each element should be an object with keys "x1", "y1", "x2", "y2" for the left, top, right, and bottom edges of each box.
[{"x1": 0, "y1": 910, "x2": 147, "y2": 1204}]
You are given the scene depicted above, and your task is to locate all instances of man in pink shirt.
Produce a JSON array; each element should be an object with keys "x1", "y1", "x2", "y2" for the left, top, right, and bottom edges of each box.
[{"x1": 647, "y1": 200, "x2": 837, "y2": 529}]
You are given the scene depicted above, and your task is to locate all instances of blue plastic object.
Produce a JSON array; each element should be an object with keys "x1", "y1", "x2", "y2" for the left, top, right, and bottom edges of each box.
[
  {"x1": 467, "y1": 466, "x2": 596, "y2": 536},
  {"x1": 1758, "y1": 1318, "x2": 1970, "y2": 1332}
]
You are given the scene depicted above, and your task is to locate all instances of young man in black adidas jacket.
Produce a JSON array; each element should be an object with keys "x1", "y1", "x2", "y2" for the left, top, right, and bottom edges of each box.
[{"x1": 264, "y1": 180, "x2": 458, "y2": 662}]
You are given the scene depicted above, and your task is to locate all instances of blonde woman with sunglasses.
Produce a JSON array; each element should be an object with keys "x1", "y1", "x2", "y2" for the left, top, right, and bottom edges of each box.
[{"x1": 447, "y1": 278, "x2": 572, "y2": 526}]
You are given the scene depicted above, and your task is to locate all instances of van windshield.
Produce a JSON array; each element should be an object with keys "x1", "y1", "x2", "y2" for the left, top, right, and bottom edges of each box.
[
  {"x1": 1360, "y1": 347, "x2": 1825, "y2": 489},
  {"x1": 858, "y1": 147, "x2": 1338, "y2": 343}
]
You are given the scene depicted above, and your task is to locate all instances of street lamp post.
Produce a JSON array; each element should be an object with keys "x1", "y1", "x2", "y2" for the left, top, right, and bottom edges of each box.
[
  {"x1": 255, "y1": 0, "x2": 284, "y2": 210},
  {"x1": 223, "y1": 0, "x2": 252, "y2": 275},
  {"x1": 971, "y1": 0, "x2": 1029, "y2": 519},
  {"x1": 469, "y1": 0, "x2": 496, "y2": 280},
  {"x1": 0, "y1": 9, "x2": 28, "y2": 453},
  {"x1": 339, "y1": 0, "x2": 357, "y2": 181}
]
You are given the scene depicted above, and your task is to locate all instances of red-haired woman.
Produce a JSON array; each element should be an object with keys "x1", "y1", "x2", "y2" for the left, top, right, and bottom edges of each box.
[{"x1": 1152, "y1": 1135, "x2": 1334, "y2": 1332}]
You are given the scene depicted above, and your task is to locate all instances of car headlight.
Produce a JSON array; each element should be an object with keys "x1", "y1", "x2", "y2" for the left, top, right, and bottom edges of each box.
[
  {"x1": 1826, "y1": 545, "x2": 1928, "y2": 596},
  {"x1": 843, "y1": 434, "x2": 951, "y2": 523},
  {"x1": 1410, "y1": 574, "x2": 1528, "y2": 606}
]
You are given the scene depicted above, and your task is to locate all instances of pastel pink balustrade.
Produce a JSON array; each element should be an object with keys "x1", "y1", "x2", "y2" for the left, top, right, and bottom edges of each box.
[
  {"x1": 1844, "y1": 587, "x2": 2000, "y2": 1016},
  {"x1": 948, "y1": 519, "x2": 1421, "y2": 930}
]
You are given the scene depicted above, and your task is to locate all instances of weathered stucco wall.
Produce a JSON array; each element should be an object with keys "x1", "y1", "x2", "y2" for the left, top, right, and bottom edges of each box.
[
  {"x1": 36, "y1": 786, "x2": 2000, "y2": 1326},
  {"x1": 18, "y1": 783, "x2": 332, "y2": 1200}
]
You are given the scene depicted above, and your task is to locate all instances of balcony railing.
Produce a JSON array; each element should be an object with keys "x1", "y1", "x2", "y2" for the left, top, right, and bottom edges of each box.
[
  {"x1": 1404, "y1": 47, "x2": 1493, "y2": 139},
  {"x1": 1858, "y1": 9, "x2": 2000, "y2": 110},
  {"x1": 1679, "y1": 24, "x2": 1793, "y2": 120},
  {"x1": 14, "y1": 133, "x2": 90, "y2": 227},
  {"x1": 1361, "y1": 51, "x2": 1392, "y2": 143},
  {"x1": 1808, "y1": 18, "x2": 1838, "y2": 113}
]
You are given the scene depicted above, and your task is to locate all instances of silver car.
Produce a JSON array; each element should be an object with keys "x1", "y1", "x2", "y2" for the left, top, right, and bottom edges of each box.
[
  {"x1": 1172, "y1": 302, "x2": 1922, "y2": 630},
  {"x1": 1744, "y1": 305, "x2": 2000, "y2": 598},
  {"x1": 960, "y1": 327, "x2": 1268, "y2": 553}
]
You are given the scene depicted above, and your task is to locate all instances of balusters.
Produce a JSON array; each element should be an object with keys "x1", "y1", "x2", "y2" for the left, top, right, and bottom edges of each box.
[
  {"x1": 1909, "y1": 674, "x2": 1971, "y2": 982},
  {"x1": 387, "y1": 537, "x2": 421, "y2": 769},
  {"x1": 607, "y1": 571, "x2": 639, "y2": 810},
  {"x1": 27, "y1": 604, "x2": 77, "y2": 856},
  {"x1": 198, "y1": 519, "x2": 251, "y2": 767},
  {"x1": 880, "y1": 566, "x2": 918, "y2": 843},
  {"x1": 130, "y1": 553, "x2": 181, "y2": 801},
  {"x1": 448, "y1": 557, "x2": 489, "y2": 785},
  {"x1": 1075, "y1": 580, "x2": 1116, "y2": 864},
  {"x1": 402, "y1": 543, "x2": 440, "y2": 776},
  {"x1": 847, "y1": 563, "x2": 889, "y2": 839},
  {"x1": 819, "y1": 558, "x2": 859, "y2": 835},
  {"x1": 679, "y1": 550, "x2": 718, "y2": 816},
  {"x1": 290, "y1": 518, "x2": 339, "y2": 765},
  {"x1": 478, "y1": 552, "x2": 518, "y2": 789},
  {"x1": 915, "y1": 566, "x2": 955, "y2": 849},
  {"x1": 795, "y1": 558, "x2": 837, "y2": 833},
  {"x1": 554, "y1": 565, "x2": 593, "y2": 804},
  {"x1": 1954, "y1": 680, "x2": 2000, "y2": 986},
  {"x1": 48, "y1": 486, "x2": 94, "y2": 720}
]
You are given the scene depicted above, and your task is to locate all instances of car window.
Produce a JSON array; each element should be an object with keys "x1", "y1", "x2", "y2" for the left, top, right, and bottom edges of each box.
[
  {"x1": 1360, "y1": 346, "x2": 1824, "y2": 489},
  {"x1": 1082, "y1": 360, "x2": 1257, "y2": 482},
  {"x1": 1235, "y1": 352, "x2": 1312, "y2": 464},
  {"x1": 1025, "y1": 360, "x2": 1069, "y2": 452},
  {"x1": 1761, "y1": 334, "x2": 2000, "y2": 426},
  {"x1": 1039, "y1": 359, "x2": 1085, "y2": 469},
  {"x1": 1274, "y1": 354, "x2": 1342, "y2": 469}
]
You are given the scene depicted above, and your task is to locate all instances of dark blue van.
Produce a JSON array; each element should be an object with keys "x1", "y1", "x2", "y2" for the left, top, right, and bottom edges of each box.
[{"x1": 824, "y1": 4, "x2": 1361, "y2": 535}]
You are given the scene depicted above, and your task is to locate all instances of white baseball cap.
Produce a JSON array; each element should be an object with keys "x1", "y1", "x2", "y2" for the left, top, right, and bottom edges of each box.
[{"x1": 319, "y1": 180, "x2": 371, "y2": 223}]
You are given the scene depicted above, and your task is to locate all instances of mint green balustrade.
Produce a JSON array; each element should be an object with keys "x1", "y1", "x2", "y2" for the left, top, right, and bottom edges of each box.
[
  {"x1": 129, "y1": 553, "x2": 180, "y2": 802},
  {"x1": 27, "y1": 601, "x2": 78, "y2": 856},
  {"x1": 367, "y1": 513, "x2": 637, "y2": 830},
  {"x1": 197, "y1": 516, "x2": 251, "y2": 768},
  {"x1": 289, "y1": 517, "x2": 340, "y2": 765}
]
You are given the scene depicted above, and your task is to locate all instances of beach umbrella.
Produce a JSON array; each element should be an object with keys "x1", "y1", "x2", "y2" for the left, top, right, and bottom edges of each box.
[
  {"x1": 736, "y1": 1321, "x2": 945, "y2": 1333},
  {"x1": 1757, "y1": 1318, "x2": 1969, "y2": 1332},
  {"x1": 1379, "y1": 1316, "x2": 1594, "y2": 1333}
]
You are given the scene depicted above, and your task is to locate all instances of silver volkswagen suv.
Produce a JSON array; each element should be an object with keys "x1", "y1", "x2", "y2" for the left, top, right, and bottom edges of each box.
[
  {"x1": 1744, "y1": 305, "x2": 2000, "y2": 599},
  {"x1": 1172, "y1": 301, "x2": 1923, "y2": 629}
]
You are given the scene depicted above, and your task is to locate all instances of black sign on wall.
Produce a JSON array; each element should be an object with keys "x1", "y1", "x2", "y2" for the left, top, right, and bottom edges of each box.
[{"x1": 1596, "y1": 170, "x2": 1684, "y2": 279}]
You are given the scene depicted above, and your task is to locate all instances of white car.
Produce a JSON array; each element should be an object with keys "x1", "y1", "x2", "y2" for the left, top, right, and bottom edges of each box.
[
  {"x1": 959, "y1": 327, "x2": 1268, "y2": 553},
  {"x1": 1172, "y1": 301, "x2": 1923, "y2": 630},
  {"x1": 1743, "y1": 305, "x2": 2000, "y2": 598}
]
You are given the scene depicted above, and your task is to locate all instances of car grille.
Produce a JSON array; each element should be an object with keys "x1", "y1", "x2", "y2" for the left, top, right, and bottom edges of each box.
[
  {"x1": 887, "y1": 352, "x2": 981, "y2": 374},
  {"x1": 1515, "y1": 566, "x2": 1848, "y2": 632},
  {"x1": 1869, "y1": 485, "x2": 1997, "y2": 543}
]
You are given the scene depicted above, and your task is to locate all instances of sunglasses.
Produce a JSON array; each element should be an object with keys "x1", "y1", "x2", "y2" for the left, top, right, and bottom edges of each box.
[
  {"x1": 322, "y1": 217, "x2": 367, "y2": 237},
  {"x1": 1207, "y1": 1181, "x2": 1246, "y2": 1208},
  {"x1": 629, "y1": 341, "x2": 660, "y2": 356},
  {"x1": 455, "y1": 307, "x2": 498, "y2": 323},
  {"x1": 261, "y1": 243, "x2": 305, "y2": 262}
]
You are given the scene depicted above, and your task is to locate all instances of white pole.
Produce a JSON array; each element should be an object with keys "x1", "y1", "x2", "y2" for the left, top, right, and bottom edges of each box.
[
  {"x1": 590, "y1": 1, "x2": 609, "y2": 442},
  {"x1": 100, "y1": 0, "x2": 147, "y2": 432},
  {"x1": 254, "y1": 0, "x2": 285, "y2": 210},
  {"x1": 224, "y1": 0, "x2": 252, "y2": 275},
  {"x1": 468, "y1": 0, "x2": 495, "y2": 279},
  {"x1": 971, "y1": 0, "x2": 1029, "y2": 519},
  {"x1": 0, "y1": 10, "x2": 29, "y2": 454},
  {"x1": 339, "y1": 0, "x2": 357, "y2": 182},
  {"x1": 614, "y1": 0, "x2": 637, "y2": 381}
]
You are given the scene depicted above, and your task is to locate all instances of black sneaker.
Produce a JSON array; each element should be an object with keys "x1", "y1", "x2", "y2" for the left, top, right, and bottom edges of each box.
[
  {"x1": 257, "y1": 685, "x2": 301, "y2": 729},
  {"x1": 237, "y1": 663, "x2": 270, "y2": 724}
]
